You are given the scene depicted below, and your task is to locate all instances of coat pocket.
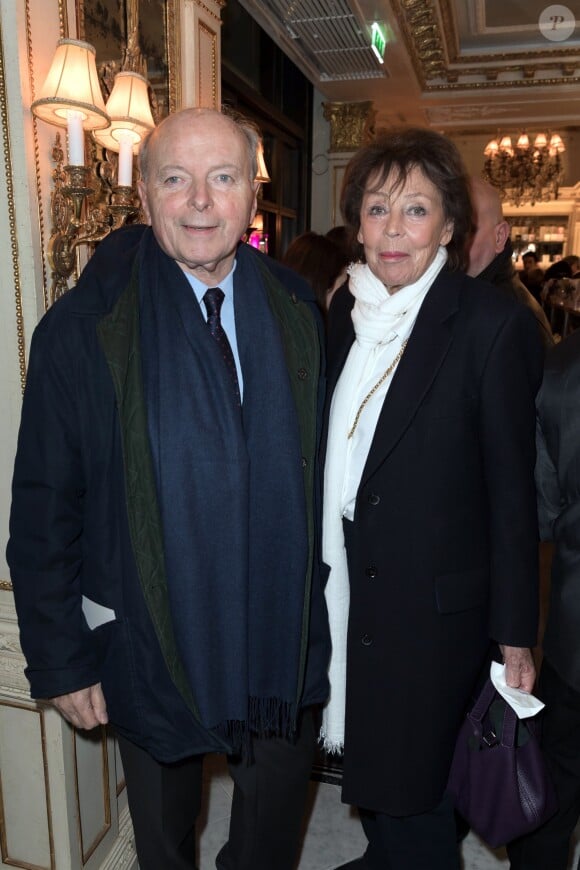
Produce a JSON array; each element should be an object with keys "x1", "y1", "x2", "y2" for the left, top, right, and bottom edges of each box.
[{"x1": 434, "y1": 569, "x2": 487, "y2": 614}]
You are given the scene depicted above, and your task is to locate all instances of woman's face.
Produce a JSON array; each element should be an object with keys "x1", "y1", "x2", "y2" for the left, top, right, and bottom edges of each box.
[{"x1": 357, "y1": 164, "x2": 454, "y2": 294}]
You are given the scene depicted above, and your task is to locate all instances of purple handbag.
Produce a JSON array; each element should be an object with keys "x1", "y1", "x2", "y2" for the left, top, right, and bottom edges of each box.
[{"x1": 447, "y1": 678, "x2": 557, "y2": 848}]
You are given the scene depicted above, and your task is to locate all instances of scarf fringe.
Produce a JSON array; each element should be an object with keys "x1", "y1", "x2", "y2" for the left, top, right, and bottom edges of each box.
[
  {"x1": 215, "y1": 697, "x2": 297, "y2": 755},
  {"x1": 319, "y1": 732, "x2": 344, "y2": 755}
]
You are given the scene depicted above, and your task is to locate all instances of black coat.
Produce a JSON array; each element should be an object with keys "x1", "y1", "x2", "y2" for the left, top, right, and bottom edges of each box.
[
  {"x1": 326, "y1": 268, "x2": 543, "y2": 815},
  {"x1": 535, "y1": 330, "x2": 580, "y2": 693}
]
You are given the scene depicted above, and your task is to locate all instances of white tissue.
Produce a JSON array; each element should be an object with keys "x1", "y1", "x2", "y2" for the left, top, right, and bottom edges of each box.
[{"x1": 489, "y1": 661, "x2": 545, "y2": 719}]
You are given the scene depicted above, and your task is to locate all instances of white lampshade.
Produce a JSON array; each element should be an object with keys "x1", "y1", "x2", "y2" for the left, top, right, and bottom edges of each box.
[
  {"x1": 499, "y1": 135, "x2": 513, "y2": 154},
  {"x1": 549, "y1": 133, "x2": 565, "y2": 154},
  {"x1": 516, "y1": 133, "x2": 530, "y2": 150},
  {"x1": 93, "y1": 71, "x2": 155, "y2": 155},
  {"x1": 31, "y1": 39, "x2": 108, "y2": 130},
  {"x1": 533, "y1": 133, "x2": 548, "y2": 149},
  {"x1": 483, "y1": 138, "x2": 499, "y2": 157},
  {"x1": 255, "y1": 140, "x2": 271, "y2": 183}
]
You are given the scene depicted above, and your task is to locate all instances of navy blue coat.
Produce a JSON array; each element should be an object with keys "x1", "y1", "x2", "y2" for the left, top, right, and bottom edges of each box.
[{"x1": 8, "y1": 225, "x2": 330, "y2": 761}]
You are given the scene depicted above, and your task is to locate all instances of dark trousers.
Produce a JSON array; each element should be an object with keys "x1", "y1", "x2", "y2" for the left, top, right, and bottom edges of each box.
[
  {"x1": 356, "y1": 793, "x2": 461, "y2": 870},
  {"x1": 508, "y1": 659, "x2": 580, "y2": 870},
  {"x1": 117, "y1": 708, "x2": 315, "y2": 870}
]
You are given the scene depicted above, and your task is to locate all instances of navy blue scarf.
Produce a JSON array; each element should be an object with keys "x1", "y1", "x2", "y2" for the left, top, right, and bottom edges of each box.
[{"x1": 139, "y1": 235, "x2": 309, "y2": 743}]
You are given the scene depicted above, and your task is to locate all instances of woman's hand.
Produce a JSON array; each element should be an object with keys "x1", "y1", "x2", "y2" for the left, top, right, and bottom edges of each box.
[{"x1": 499, "y1": 644, "x2": 536, "y2": 693}]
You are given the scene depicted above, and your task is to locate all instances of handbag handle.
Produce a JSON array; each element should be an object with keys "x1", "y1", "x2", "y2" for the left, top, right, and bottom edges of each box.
[
  {"x1": 468, "y1": 677, "x2": 518, "y2": 749},
  {"x1": 469, "y1": 678, "x2": 498, "y2": 721}
]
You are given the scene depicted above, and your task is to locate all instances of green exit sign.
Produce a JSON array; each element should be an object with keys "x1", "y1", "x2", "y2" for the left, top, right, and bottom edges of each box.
[{"x1": 371, "y1": 22, "x2": 386, "y2": 63}]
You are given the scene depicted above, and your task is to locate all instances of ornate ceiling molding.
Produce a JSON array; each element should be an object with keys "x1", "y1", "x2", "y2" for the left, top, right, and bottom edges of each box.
[{"x1": 391, "y1": 0, "x2": 580, "y2": 90}]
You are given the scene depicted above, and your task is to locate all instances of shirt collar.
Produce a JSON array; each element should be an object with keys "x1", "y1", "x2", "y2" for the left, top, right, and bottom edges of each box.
[{"x1": 184, "y1": 260, "x2": 237, "y2": 307}]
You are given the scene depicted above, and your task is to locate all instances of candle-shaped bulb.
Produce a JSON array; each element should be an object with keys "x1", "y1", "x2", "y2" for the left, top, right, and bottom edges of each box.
[
  {"x1": 67, "y1": 111, "x2": 85, "y2": 166},
  {"x1": 117, "y1": 134, "x2": 134, "y2": 187}
]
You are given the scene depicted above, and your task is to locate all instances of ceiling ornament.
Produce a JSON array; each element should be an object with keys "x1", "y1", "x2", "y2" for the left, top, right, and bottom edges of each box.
[
  {"x1": 390, "y1": 0, "x2": 580, "y2": 90},
  {"x1": 483, "y1": 132, "x2": 566, "y2": 206}
]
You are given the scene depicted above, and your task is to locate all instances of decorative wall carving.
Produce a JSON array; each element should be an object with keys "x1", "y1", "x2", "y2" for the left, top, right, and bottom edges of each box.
[{"x1": 322, "y1": 101, "x2": 376, "y2": 153}]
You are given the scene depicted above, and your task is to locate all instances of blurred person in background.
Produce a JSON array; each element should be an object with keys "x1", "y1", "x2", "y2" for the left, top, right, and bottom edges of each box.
[
  {"x1": 282, "y1": 230, "x2": 350, "y2": 312},
  {"x1": 466, "y1": 177, "x2": 553, "y2": 350}
]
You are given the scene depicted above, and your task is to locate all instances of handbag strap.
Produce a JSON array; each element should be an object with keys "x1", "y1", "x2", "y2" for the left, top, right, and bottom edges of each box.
[
  {"x1": 469, "y1": 678, "x2": 498, "y2": 722},
  {"x1": 500, "y1": 700, "x2": 518, "y2": 748},
  {"x1": 468, "y1": 677, "x2": 518, "y2": 748}
]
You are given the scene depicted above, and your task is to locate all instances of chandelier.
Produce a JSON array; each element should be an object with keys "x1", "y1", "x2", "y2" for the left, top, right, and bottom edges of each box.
[{"x1": 483, "y1": 132, "x2": 565, "y2": 207}]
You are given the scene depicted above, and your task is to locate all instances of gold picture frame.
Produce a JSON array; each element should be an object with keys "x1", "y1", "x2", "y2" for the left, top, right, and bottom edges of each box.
[{"x1": 76, "y1": 0, "x2": 180, "y2": 118}]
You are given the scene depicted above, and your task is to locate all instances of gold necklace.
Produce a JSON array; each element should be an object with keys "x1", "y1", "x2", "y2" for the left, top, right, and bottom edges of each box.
[{"x1": 347, "y1": 340, "x2": 408, "y2": 440}]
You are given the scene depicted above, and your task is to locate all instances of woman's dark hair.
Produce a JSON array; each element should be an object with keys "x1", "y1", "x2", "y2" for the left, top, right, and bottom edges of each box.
[
  {"x1": 340, "y1": 127, "x2": 473, "y2": 272},
  {"x1": 281, "y1": 231, "x2": 350, "y2": 307},
  {"x1": 325, "y1": 225, "x2": 359, "y2": 262}
]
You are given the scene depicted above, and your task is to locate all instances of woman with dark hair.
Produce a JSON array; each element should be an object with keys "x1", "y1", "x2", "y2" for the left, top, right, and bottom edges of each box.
[
  {"x1": 322, "y1": 128, "x2": 544, "y2": 869},
  {"x1": 282, "y1": 231, "x2": 350, "y2": 311}
]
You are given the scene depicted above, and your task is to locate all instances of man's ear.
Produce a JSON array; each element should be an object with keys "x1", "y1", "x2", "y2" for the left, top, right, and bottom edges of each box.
[
  {"x1": 137, "y1": 180, "x2": 152, "y2": 225},
  {"x1": 495, "y1": 220, "x2": 510, "y2": 253}
]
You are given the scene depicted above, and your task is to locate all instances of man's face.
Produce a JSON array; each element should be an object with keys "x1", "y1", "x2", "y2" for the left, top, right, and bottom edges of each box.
[
  {"x1": 522, "y1": 254, "x2": 537, "y2": 272},
  {"x1": 138, "y1": 113, "x2": 258, "y2": 286}
]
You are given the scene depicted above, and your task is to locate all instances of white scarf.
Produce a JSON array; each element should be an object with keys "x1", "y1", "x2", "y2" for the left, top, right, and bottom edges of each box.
[{"x1": 320, "y1": 247, "x2": 448, "y2": 752}]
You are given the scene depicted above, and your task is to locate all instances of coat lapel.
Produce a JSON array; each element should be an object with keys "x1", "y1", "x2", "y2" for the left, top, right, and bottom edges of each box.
[{"x1": 359, "y1": 270, "x2": 463, "y2": 488}]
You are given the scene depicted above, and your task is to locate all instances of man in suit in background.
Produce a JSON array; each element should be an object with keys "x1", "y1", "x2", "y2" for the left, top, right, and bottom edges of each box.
[
  {"x1": 7, "y1": 108, "x2": 330, "y2": 870},
  {"x1": 467, "y1": 177, "x2": 553, "y2": 349},
  {"x1": 508, "y1": 330, "x2": 580, "y2": 869}
]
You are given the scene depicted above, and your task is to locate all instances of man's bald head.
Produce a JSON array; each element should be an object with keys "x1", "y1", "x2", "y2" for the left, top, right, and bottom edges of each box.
[{"x1": 466, "y1": 176, "x2": 510, "y2": 278}]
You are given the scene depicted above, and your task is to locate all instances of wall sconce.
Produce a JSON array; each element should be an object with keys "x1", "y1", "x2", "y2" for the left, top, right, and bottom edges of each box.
[
  {"x1": 255, "y1": 140, "x2": 271, "y2": 184},
  {"x1": 32, "y1": 39, "x2": 155, "y2": 302},
  {"x1": 94, "y1": 71, "x2": 155, "y2": 185}
]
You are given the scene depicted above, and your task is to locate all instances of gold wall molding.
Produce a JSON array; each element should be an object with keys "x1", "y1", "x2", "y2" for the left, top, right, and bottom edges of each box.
[
  {"x1": 167, "y1": 0, "x2": 181, "y2": 113},
  {"x1": 198, "y1": 20, "x2": 218, "y2": 109},
  {"x1": 60, "y1": 0, "x2": 69, "y2": 37},
  {"x1": 323, "y1": 101, "x2": 375, "y2": 153},
  {"x1": 0, "y1": 21, "x2": 28, "y2": 393},
  {"x1": 26, "y1": 0, "x2": 50, "y2": 312},
  {"x1": 193, "y1": 0, "x2": 225, "y2": 24}
]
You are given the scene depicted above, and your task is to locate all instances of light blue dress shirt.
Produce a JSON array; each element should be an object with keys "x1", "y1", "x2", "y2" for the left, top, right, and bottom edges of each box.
[{"x1": 184, "y1": 262, "x2": 244, "y2": 398}]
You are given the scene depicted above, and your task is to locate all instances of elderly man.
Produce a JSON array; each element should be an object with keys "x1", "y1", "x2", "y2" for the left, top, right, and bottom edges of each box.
[
  {"x1": 7, "y1": 109, "x2": 330, "y2": 870},
  {"x1": 467, "y1": 177, "x2": 553, "y2": 349}
]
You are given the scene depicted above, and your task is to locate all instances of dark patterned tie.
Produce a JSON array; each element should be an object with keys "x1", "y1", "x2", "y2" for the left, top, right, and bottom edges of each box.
[{"x1": 203, "y1": 287, "x2": 241, "y2": 405}]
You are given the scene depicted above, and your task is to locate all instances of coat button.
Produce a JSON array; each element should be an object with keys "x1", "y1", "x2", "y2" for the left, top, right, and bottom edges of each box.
[
  {"x1": 361, "y1": 633, "x2": 373, "y2": 646},
  {"x1": 297, "y1": 368, "x2": 308, "y2": 380},
  {"x1": 368, "y1": 493, "x2": 380, "y2": 506},
  {"x1": 365, "y1": 565, "x2": 378, "y2": 579}
]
